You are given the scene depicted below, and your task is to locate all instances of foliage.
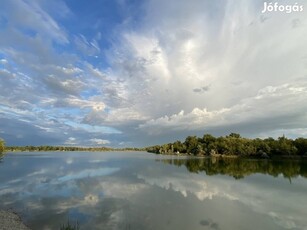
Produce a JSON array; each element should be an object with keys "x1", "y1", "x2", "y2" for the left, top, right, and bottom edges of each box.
[
  {"x1": 294, "y1": 138, "x2": 307, "y2": 155},
  {"x1": 0, "y1": 138, "x2": 5, "y2": 153},
  {"x1": 146, "y1": 133, "x2": 307, "y2": 157}
]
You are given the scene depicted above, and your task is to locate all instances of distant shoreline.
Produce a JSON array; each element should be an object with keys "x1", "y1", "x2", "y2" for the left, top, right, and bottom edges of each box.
[{"x1": 4, "y1": 147, "x2": 145, "y2": 152}]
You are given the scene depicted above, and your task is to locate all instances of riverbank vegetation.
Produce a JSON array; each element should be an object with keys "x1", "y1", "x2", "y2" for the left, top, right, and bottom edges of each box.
[
  {"x1": 0, "y1": 139, "x2": 5, "y2": 154},
  {"x1": 5, "y1": 145, "x2": 145, "y2": 152},
  {"x1": 146, "y1": 133, "x2": 307, "y2": 157}
]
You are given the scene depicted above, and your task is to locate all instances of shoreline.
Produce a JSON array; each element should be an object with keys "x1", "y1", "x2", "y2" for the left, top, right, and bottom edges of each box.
[
  {"x1": 151, "y1": 152, "x2": 307, "y2": 159},
  {"x1": 0, "y1": 210, "x2": 30, "y2": 230}
]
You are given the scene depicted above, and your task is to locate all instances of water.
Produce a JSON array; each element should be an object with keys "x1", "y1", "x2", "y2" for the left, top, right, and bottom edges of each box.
[{"x1": 0, "y1": 151, "x2": 307, "y2": 230}]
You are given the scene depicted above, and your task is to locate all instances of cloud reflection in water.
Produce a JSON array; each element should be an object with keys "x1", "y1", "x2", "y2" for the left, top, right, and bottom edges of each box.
[{"x1": 0, "y1": 152, "x2": 307, "y2": 229}]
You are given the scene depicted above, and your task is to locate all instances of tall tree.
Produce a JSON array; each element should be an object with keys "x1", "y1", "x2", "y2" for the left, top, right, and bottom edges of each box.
[{"x1": 184, "y1": 136, "x2": 199, "y2": 155}]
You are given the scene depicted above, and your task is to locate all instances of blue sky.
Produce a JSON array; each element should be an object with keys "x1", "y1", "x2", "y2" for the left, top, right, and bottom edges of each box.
[{"x1": 1, "y1": 0, "x2": 307, "y2": 147}]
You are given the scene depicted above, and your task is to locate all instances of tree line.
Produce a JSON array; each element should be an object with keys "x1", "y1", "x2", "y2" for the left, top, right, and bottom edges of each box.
[
  {"x1": 0, "y1": 137, "x2": 145, "y2": 153},
  {"x1": 146, "y1": 133, "x2": 307, "y2": 157},
  {"x1": 2, "y1": 133, "x2": 307, "y2": 157},
  {"x1": 4, "y1": 145, "x2": 145, "y2": 152}
]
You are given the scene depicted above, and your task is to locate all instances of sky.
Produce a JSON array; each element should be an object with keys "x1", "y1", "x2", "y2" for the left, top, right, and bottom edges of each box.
[{"x1": 0, "y1": 0, "x2": 307, "y2": 147}]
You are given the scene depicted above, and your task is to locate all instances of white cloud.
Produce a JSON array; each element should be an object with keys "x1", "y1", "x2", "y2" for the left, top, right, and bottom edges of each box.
[
  {"x1": 74, "y1": 34, "x2": 100, "y2": 56},
  {"x1": 65, "y1": 137, "x2": 77, "y2": 145},
  {"x1": 87, "y1": 0, "x2": 307, "y2": 143},
  {"x1": 83, "y1": 107, "x2": 148, "y2": 126},
  {"x1": 0, "y1": 58, "x2": 8, "y2": 64},
  {"x1": 53, "y1": 97, "x2": 105, "y2": 111},
  {"x1": 139, "y1": 82, "x2": 307, "y2": 135},
  {"x1": 90, "y1": 138, "x2": 110, "y2": 145},
  {"x1": 56, "y1": 66, "x2": 83, "y2": 75},
  {"x1": 1, "y1": 0, "x2": 69, "y2": 44},
  {"x1": 1, "y1": 0, "x2": 307, "y2": 146}
]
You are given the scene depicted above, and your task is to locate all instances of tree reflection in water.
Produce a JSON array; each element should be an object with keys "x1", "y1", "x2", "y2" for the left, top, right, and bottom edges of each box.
[{"x1": 157, "y1": 157, "x2": 307, "y2": 181}]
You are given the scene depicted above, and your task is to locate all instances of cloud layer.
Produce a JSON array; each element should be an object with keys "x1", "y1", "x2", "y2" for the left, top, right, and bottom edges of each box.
[{"x1": 1, "y1": 0, "x2": 307, "y2": 146}]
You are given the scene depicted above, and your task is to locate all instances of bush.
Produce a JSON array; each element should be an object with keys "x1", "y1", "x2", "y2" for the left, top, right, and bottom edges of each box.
[{"x1": 0, "y1": 139, "x2": 5, "y2": 153}]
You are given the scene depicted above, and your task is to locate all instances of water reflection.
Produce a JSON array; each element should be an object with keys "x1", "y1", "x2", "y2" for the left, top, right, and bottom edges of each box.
[
  {"x1": 0, "y1": 152, "x2": 306, "y2": 230},
  {"x1": 157, "y1": 157, "x2": 307, "y2": 180}
]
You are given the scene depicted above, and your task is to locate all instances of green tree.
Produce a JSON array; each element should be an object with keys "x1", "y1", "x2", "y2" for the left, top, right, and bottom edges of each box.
[
  {"x1": 253, "y1": 138, "x2": 271, "y2": 154},
  {"x1": 227, "y1": 133, "x2": 241, "y2": 138},
  {"x1": 294, "y1": 138, "x2": 307, "y2": 156},
  {"x1": 146, "y1": 133, "x2": 307, "y2": 157},
  {"x1": 184, "y1": 136, "x2": 199, "y2": 155},
  {"x1": 0, "y1": 138, "x2": 5, "y2": 153},
  {"x1": 277, "y1": 136, "x2": 297, "y2": 155},
  {"x1": 202, "y1": 134, "x2": 216, "y2": 155},
  {"x1": 173, "y1": 140, "x2": 186, "y2": 153},
  {"x1": 216, "y1": 137, "x2": 228, "y2": 154}
]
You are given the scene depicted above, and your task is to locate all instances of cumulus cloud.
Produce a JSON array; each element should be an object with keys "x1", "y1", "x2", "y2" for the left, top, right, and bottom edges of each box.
[
  {"x1": 97, "y1": 0, "x2": 307, "y2": 144},
  {"x1": 139, "y1": 82, "x2": 307, "y2": 135},
  {"x1": 90, "y1": 138, "x2": 110, "y2": 145}
]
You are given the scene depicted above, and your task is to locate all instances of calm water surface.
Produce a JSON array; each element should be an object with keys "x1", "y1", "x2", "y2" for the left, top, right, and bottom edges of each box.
[{"x1": 0, "y1": 151, "x2": 307, "y2": 230}]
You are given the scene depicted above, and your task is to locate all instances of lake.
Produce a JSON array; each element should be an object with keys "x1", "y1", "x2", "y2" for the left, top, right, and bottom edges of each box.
[{"x1": 0, "y1": 151, "x2": 307, "y2": 230}]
